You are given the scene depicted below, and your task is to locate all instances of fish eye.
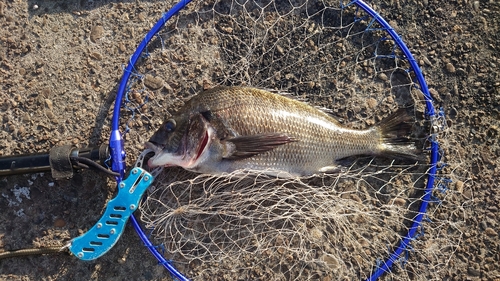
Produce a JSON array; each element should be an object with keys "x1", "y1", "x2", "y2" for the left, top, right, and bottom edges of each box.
[{"x1": 165, "y1": 119, "x2": 176, "y2": 132}]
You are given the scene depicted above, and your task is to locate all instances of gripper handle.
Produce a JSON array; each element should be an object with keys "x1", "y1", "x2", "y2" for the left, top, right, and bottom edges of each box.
[{"x1": 69, "y1": 167, "x2": 153, "y2": 260}]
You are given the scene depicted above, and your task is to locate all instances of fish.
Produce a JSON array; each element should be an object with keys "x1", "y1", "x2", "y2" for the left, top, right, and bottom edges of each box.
[{"x1": 145, "y1": 86, "x2": 419, "y2": 177}]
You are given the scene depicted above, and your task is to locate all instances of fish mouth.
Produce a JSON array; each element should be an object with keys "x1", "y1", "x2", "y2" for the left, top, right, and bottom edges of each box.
[
  {"x1": 144, "y1": 130, "x2": 209, "y2": 169},
  {"x1": 144, "y1": 141, "x2": 167, "y2": 168}
]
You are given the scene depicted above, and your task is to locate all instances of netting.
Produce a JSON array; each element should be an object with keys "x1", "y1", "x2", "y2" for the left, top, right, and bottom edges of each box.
[{"x1": 113, "y1": 0, "x2": 469, "y2": 280}]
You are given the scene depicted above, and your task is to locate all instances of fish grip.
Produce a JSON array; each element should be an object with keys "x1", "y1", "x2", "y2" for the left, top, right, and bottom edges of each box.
[{"x1": 68, "y1": 167, "x2": 153, "y2": 260}]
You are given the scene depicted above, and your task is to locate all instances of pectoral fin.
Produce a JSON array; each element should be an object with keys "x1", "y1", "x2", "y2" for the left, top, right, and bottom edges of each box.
[{"x1": 223, "y1": 133, "x2": 296, "y2": 160}]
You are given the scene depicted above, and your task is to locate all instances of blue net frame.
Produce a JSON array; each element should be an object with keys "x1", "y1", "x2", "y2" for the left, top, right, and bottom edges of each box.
[{"x1": 108, "y1": 1, "x2": 439, "y2": 280}]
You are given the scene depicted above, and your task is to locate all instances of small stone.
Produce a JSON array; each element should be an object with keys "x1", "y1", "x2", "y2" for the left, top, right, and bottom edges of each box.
[
  {"x1": 22, "y1": 113, "x2": 30, "y2": 122},
  {"x1": 118, "y1": 43, "x2": 126, "y2": 52},
  {"x1": 392, "y1": 198, "x2": 406, "y2": 206},
  {"x1": 45, "y1": 111, "x2": 55, "y2": 120},
  {"x1": 480, "y1": 221, "x2": 488, "y2": 231},
  {"x1": 202, "y1": 80, "x2": 211, "y2": 91},
  {"x1": 41, "y1": 87, "x2": 51, "y2": 97},
  {"x1": 423, "y1": 56, "x2": 432, "y2": 66},
  {"x1": 138, "y1": 12, "x2": 146, "y2": 22},
  {"x1": 89, "y1": 52, "x2": 102, "y2": 61},
  {"x1": 44, "y1": 99, "x2": 53, "y2": 110},
  {"x1": 463, "y1": 188, "x2": 472, "y2": 199},
  {"x1": 467, "y1": 266, "x2": 481, "y2": 277},
  {"x1": 454, "y1": 180, "x2": 464, "y2": 193},
  {"x1": 121, "y1": 13, "x2": 129, "y2": 22},
  {"x1": 429, "y1": 88, "x2": 439, "y2": 100},
  {"x1": 276, "y1": 45, "x2": 284, "y2": 55},
  {"x1": 0, "y1": 2, "x2": 5, "y2": 16},
  {"x1": 18, "y1": 126, "x2": 26, "y2": 136},
  {"x1": 144, "y1": 74, "x2": 164, "y2": 90},
  {"x1": 321, "y1": 254, "x2": 339, "y2": 268},
  {"x1": 118, "y1": 256, "x2": 127, "y2": 264},
  {"x1": 473, "y1": 1, "x2": 480, "y2": 11},
  {"x1": 456, "y1": 68, "x2": 466, "y2": 76},
  {"x1": 446, "y1": 62, "x2": 456, "y2": 73},
  {"x1": 90, "y1": 26, "x2": 104, "y2": 43},
  {"x1": 54, "y1": 218, "x2": 66, "y2": 227},
  {"x1": 366, "y1": 97, "x2": 377, "y2": 109},
  {"x1": 221, "y1": 26, "x2": 233, "y2": 33},
  {"x1": 412, "y1": 88, "x2": 426, "y2": 102},
  {"x1": 484, "y1": 228, "x2": 497, "y2": 237},
  {"x1": 377, "y1": 73, "x2": 388, "y2": 81}
]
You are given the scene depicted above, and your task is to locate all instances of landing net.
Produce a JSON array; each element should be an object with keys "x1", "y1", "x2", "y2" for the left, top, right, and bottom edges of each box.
[{"x1": 113, "y1": 0, "x2": 467, "y2": 280}]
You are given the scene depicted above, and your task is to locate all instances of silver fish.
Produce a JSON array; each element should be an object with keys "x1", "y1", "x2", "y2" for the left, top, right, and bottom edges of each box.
[{"x1": 146, "y1": 86, "x2": 418, "y2": 177}]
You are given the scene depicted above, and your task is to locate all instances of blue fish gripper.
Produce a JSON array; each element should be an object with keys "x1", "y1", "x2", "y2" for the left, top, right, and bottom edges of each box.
[{"x1": 69, "y1": 167, "x2": 153, "y2": 260}]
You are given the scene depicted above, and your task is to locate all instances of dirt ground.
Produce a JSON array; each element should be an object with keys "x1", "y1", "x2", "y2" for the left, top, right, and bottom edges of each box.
[{"x1": 0, "y1": 0, "x2": 499, "y2": 280}]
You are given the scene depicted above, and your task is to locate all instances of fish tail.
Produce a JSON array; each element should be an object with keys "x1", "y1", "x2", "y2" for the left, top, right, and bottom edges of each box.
[{"x1": 377, "y1": 109, "x2": 421, "y2": 160}]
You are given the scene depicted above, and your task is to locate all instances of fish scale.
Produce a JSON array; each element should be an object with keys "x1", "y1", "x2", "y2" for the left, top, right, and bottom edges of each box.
[{"x1": 146, "y1": 86, "x2": 417, "y2": 177}]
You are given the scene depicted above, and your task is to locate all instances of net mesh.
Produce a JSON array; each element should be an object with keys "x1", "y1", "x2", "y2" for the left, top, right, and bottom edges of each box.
[{"x1": 117, "y1": 0, "x2": 470, "y2": 280}]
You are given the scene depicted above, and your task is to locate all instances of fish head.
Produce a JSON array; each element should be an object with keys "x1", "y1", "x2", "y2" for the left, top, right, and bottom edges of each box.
[{"x1": 146, "y1": 112, "x2": 212, "y2": 169}]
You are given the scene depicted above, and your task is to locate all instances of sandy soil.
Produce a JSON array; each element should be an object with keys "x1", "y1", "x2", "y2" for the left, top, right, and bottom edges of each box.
[{"x1": 0, "y1": 0, "x2": 499, "y2": 280}]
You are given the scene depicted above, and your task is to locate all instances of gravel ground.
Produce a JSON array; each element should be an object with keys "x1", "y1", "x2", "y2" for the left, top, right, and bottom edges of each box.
[{"x1": 1, "y1": 0, "x2": 499, "y2": 280}]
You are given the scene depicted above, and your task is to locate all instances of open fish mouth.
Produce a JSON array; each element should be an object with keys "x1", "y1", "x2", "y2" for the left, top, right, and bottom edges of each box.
[
  {"x1": 144, "y1": 129, "x2": 210, "y2": 169},
  {"x1": 144, "y1": 141, "x2": 167, "y2": 168}
]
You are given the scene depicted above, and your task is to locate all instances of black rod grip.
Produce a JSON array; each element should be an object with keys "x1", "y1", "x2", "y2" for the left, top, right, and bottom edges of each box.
[
  {"x1": 0, "y1": 153, "x2": 51, "y2": 176},
  {"x1": 0, "y1": 144, "x2": 109, "y2": 177}
]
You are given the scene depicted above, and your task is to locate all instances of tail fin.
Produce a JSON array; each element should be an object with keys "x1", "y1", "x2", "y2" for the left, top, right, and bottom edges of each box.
[{"x1": 377, "y1": 109, "x2": 421, "y2": 160}]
